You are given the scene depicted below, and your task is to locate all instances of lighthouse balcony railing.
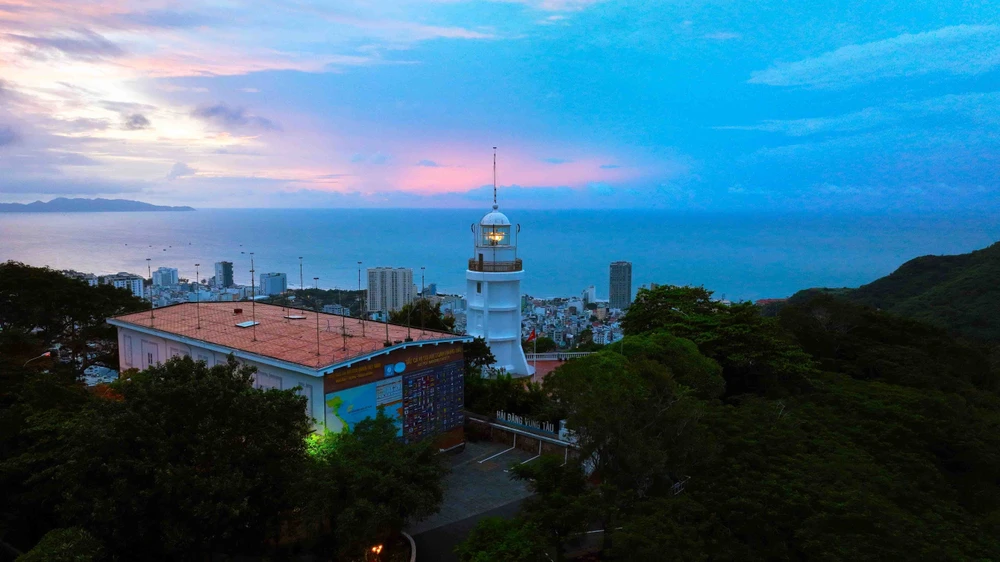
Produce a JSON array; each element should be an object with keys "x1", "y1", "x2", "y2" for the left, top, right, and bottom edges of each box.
[{"x1": 468, "y1": 258, "x2": 522, "y2": 272}]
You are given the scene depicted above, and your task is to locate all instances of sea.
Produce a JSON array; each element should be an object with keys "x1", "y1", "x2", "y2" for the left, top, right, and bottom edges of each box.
[{"x1": 1, "y1": 209, "x2": 998, "y2": 301}]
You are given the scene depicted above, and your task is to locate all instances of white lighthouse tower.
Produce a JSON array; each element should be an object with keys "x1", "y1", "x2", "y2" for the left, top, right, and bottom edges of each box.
[{"x1": 465, "y1": 150, "x2": 533, "y2": 377}]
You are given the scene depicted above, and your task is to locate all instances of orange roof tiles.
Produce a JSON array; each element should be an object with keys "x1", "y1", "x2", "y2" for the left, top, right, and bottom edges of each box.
[{"x1": 109, "y1": 302, "x2": 465, "y2": 370}]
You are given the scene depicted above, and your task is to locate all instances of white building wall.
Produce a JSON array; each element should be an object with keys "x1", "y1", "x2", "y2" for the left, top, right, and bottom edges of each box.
[
  {"x1": 466, "y1": 270, "x2": 532, "y2": 377},
  {"x1": 116, "y1": 326, "x2": 326, "y2": 427}
]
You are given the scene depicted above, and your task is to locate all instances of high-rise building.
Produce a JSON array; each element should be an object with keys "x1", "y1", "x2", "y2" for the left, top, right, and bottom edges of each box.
[
  {"x1": 367, "y1": 267, "x2": 414, "y2": 314},
  {"x1": 259, "y1": 272, "x2": 288, "y2": 296},
  {"x1": 609, "y1": 261, "x2": 632, "y2": 310},
  {"x1": 426, "y1": 283, "x2": 438, "y2": 296},
  {"x1": 152, "y1": 267, "x2": 179, "y2": 286},
  {"x1": 214, "y1": 261, "x2": 234, "y2": 288},
  {"x1": 466, "y1": 203, "x2": 533, "y2": 377},
  {"x1": 582, "y1": 285, "x2": 597, "y2": 306},
  {"x1": 104, "y1": 273, "x2": 145, "y2": 299}
]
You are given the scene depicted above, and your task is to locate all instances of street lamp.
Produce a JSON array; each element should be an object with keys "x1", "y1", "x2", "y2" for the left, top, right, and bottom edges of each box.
[
  {"x1": 420, "y1": 266, "x2": 425, "y2": 334},
  {"x1": 23, "y1": 351, "x2": 51, "y2": 367}
]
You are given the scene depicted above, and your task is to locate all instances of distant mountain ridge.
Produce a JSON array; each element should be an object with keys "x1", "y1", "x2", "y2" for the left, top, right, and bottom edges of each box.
[
  {"x1": 0, "y1": 198, "x2": 195, "y2": 213},
  {"x1": 791, "y1": 242, "x2": 1000, "y2": 342}
]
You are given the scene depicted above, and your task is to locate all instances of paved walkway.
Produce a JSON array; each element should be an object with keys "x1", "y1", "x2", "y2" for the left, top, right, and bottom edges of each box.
[
  {"x1": 413, "y1": 499, "x2": 525, "y2": 562},
  {"x1": 406, "y1": 441, "x2": 534, "y2": 536}
]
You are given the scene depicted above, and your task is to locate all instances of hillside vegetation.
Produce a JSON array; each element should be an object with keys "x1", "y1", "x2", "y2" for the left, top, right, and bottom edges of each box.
[{"x1": 790, "y1": 242, "x2": 1000, "y2": 342}]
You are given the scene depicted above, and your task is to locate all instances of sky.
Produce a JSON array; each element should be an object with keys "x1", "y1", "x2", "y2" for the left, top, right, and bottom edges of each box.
[{"x1": 1, "y1": 0, "x2": 999, "y2": 210}]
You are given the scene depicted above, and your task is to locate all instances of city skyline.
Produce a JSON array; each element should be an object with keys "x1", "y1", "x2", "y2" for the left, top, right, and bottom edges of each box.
[{"x1": 2, "y1": 2, "x2": 998, "y2": 211}]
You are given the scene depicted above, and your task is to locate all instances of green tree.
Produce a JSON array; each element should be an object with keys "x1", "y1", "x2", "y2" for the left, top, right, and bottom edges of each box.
[
  {"x1": 301, "y1": 410, "x2": 446, "y2": 558},
  {"x1": 15, "y1": 528, "x2": 103, "y2": 562},
  {"x1": 618, "y1": 331, "x2": 726, "y2": 400},
  {"x1": 622, "y1": 284, "x2": 815, "y2": 397},
  {"x1": 455, "y1": 517, "x2": 548, "y2": 562},
  {"x1": 464, "y1": 336, "x2": 496, "y2": 376},
  {"x1": 0, "y1": 261, "x2": 145, "y2": 374},
  {"x1": 8, "y1": 356, "x2": 311, "y2": 560},
  {"x1": 464, "y1": 372, "x2": 547, "y2": 418},
  {"x1": 510, "y1": 456, "x2": 595, "y2": 561},
  {"x1": 621, "y1": 285, "x2": 723, "y2": 336},
  {"x1": 522, "y1": 335, "x2": 557, "y2": 353},
  {"x1": 544, "y1": 351, "x2": 707, "y2": 555},
  {"x1": 390, "y1": 298, "x2": 455, "y2": 333},
  {"x1": 610, "y1": 497, "x2": 738, "y2": 561},
  {"x1": 779, "y1": 293, "x2": 997, "y2": 392}
]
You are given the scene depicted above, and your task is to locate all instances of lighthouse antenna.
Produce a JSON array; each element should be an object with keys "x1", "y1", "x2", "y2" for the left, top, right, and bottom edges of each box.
[{"x1": 492, "y1": 146, "x2": 498, "y2": 210}]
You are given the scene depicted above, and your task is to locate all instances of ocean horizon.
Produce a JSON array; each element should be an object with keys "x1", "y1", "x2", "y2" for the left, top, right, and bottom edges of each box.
[{"x1": 2, "y1": 208, "x2": 998, "y2": 301}]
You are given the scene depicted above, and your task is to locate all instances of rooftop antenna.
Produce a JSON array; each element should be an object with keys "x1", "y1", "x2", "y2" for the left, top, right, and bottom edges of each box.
[
  {"x1": 195, "y1": 263, "x2": 201, "y2": 330},
  {"x1": 146, "y1": 258, "x2": 154, "y2": 323},
  {"x1": 299, "y1": 256, "x2": 304, "y2": 293},
  {"x1": 492, "y1": 146, "x2": 498, "y2": 210},
  {"x1": 250, "y1": 253, "x2": 257, "y2": 342},
  {"x1": 314, "y1": 277, "x2": 320, "y2": 356}
]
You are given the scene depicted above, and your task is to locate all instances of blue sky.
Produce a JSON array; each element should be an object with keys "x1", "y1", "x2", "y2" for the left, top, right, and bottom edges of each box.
[{"x1": 1, "y1": 0, "x2": 998, "y2": 209}]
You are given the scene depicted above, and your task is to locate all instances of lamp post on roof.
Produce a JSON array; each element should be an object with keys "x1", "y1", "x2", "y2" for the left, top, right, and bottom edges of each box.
[
  {"x1": 250, "y1": 253, "x2": 257, "y2": 342},
  {"x1": 195, "y1": 263, "x2": 201, "y2": 330},
  {"x1": 314, "y1": 277, "x2": 320, "y2": 356},
  {"x1": 420, "y1": 266, "x2": 425, "y2": 335},
  {"x1": 358, "y1": 261, "x2": 366, "y2": 337},
  {"x1": 146, "y1": 258, "x2": 154, "y2": 322}
]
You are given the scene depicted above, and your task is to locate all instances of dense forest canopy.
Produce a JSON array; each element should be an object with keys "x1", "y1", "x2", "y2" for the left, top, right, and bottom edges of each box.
[{"x1": 461, "y1": 283, "x2": 1000, "y2": 560}]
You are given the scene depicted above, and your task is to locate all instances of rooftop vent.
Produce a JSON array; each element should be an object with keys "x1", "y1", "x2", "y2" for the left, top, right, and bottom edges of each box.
[
  {"x1": 234, "y1": 308, "x2": 243, "y2": 314},
  {"x1": 284, "y1": 315, "x2": 307, "y2": 320}
]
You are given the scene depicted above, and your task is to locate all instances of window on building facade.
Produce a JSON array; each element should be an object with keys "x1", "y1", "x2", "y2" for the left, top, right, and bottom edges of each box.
[
  {"x1": 476, "y1": 282, "x2": 482, "y2": 293},
  {"x1": 254, "y1": 372, "x2": 282, "y2": 390},
  {"x1": 293, "y1": 383, "x2": 313, "y2": 416},
  {"x1": 123, "y1": 335, "x2": 133, "y2": 366}
]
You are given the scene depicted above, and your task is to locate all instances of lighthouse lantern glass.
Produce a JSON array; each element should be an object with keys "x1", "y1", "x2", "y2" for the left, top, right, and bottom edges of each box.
[{"x1": 482, "y1": 225, "x2": 510, "y2": 246}]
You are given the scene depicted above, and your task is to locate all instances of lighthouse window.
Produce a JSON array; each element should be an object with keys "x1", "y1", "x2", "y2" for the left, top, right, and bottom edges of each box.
[
  {"x1": 481, "y1": 225, "x2": 510, "y2": 246},
  {"x1": 476, "y1": 282, "x2": 482, "y2": 293}
]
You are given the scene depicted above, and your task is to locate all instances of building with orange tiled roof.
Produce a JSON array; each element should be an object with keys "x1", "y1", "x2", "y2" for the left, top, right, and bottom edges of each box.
[{"x1": 108, "y1": 302, "x2": 471, "y2": 447}]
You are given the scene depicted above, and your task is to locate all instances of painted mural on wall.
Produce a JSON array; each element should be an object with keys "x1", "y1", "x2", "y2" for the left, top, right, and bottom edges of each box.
[{"x1": 323, "y1": 343, "x2": 464, "y2": 442}]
